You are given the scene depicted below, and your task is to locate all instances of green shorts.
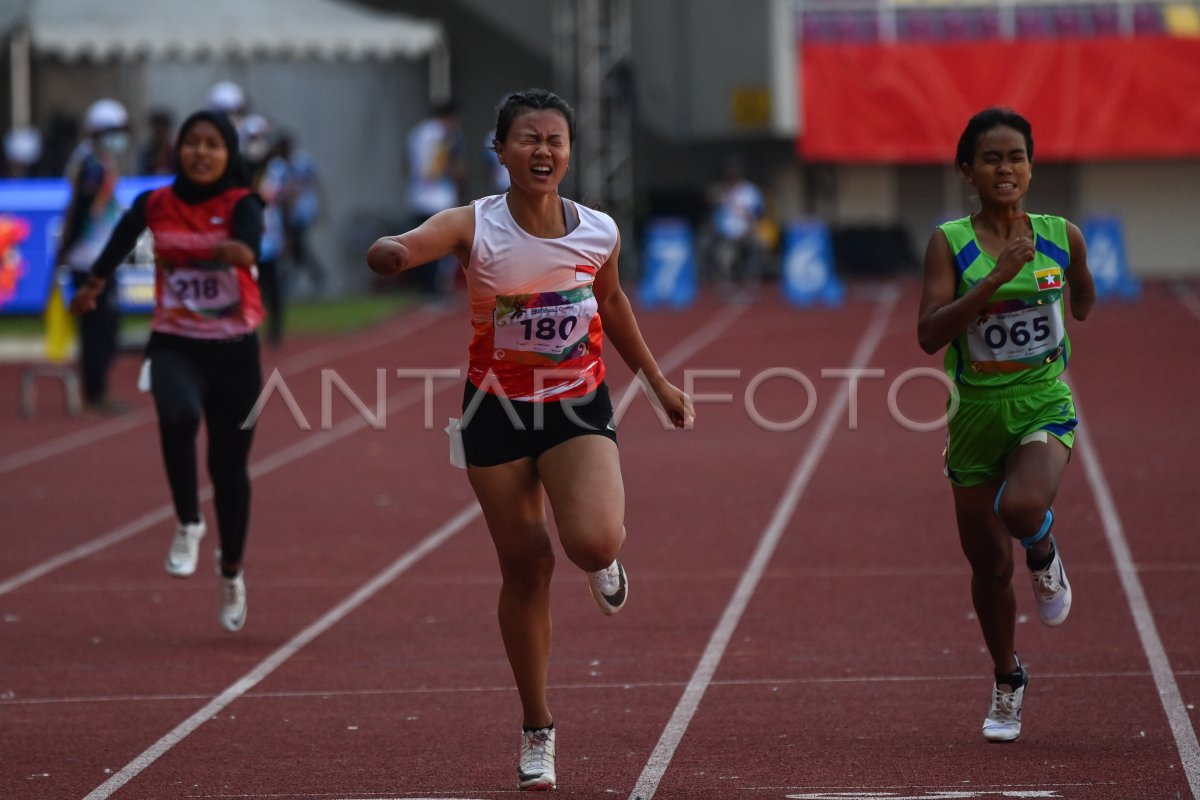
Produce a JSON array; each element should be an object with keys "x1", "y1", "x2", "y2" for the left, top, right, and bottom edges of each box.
[{"x1": 944, "y1": 378, "x2": 1077, "y2": 488}]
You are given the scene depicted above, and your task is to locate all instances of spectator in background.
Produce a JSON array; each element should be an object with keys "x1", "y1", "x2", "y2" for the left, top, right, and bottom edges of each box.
[
  {"x1": 241, "y1": 114, "x2": 286, "y2": 347},
  {"x1": 277, "y1": 133, "x2": 326, "y2": 297},
  {"x1": 702, "y1": 155, "x2": 768, "y2": 292},
  {"x1": 138, "y1": 109, "x2": 177, "y2": 175},
  {"x1": 3, "y1": 126, "x2": 42, "y2": 177},
  {"x1": 207, "y1": 80, "x2": 248, "y2": 130},
  {"x1": 59, "y1": 99, "x2": 131, "y2": 414},
  {"x1": 404, "y1": 100, "x2": 465, "y2": 298}
]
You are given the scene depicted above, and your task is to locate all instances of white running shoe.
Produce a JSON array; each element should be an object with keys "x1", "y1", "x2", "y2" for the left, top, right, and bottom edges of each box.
[
  {"x1": 1030, "y1": 536, "x2": 1072, "y2": 626},
  {"x1": 164, "y1": 519, "x2": 205, "y2": 578},
  {"x1": 982, "y1": 667, "x2": 1027, "y2": 743},
  {"x1": 517, "y1": 726, "x2": 556, "y2": 791},
  {"x1": 587, "y1": 559, "x2": 628, "y2": 616},
  {"x1": 216, "y1": 556, "x2": 246, "y2": 632}
]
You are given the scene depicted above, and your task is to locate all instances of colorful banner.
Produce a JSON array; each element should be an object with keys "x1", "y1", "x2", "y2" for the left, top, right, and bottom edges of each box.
[
  {"x1": 799, "y1": 37, "x2": 1200, "y2": 163},
  {"x1": 0, "y1": 176, "x2": 171, "y2": 315}
]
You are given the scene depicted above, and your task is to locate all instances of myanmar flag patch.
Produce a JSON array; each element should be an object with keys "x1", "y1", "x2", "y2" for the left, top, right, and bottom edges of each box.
[{"x1": 1035, "y1": 267, "x2": 1063, "y2": 291}]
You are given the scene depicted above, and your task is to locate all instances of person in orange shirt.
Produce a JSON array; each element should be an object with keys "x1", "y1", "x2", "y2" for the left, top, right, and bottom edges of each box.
[
  {"x1": 71, "y1": 110, "x2": 266, "y2": 633},
  {"x1": 369, "y1": 88, "x2": 693, "y2": 791}
]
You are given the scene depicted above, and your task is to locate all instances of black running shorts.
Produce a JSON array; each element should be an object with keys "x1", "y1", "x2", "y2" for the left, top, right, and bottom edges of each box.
[{"x1": 460, "y1": 380, "x2": 618, "y2": 467}]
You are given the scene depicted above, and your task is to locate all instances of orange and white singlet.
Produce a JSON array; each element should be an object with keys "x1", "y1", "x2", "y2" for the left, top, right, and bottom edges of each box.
[{"x1": 466, "y1": 193, "x2": 617, "y2": 401}]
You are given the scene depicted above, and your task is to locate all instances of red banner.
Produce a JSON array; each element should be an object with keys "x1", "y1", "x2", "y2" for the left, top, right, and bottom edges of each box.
[{"x1": 799, "y1": 37, "x2": 1200, "y2": 163}]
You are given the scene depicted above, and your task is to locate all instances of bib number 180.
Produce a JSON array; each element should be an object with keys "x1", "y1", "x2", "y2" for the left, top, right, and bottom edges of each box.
[{"x1": 522, "y1": 315, "x2": 578, "y2": 342}]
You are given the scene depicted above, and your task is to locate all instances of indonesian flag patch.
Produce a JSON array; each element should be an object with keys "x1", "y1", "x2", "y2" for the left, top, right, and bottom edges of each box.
[
  {"x1": 575, "y1": 264, "x2": 597, "y2": 282},
  {"x1": 1034, "y1": 267, "x2": 1063, "y2": 291}
]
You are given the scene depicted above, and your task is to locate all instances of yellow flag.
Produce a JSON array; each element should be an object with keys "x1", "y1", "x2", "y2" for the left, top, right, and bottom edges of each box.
[{"x1": 44, "y1": 281, "x2": 74, "y2": 364}]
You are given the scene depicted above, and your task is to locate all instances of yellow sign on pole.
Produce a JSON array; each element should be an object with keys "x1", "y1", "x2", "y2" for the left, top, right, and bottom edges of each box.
[{"x1": 43, "y1": 280, "x2": 74, "y2": 364}]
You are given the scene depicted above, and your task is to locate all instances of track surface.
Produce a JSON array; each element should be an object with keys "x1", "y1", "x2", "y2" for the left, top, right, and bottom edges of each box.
[{"x1": 1, "y1": 279, "x2": 1196, "y2": 800}]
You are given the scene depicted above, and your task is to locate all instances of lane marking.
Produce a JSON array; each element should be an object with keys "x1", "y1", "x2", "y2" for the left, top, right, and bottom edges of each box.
[
  {"x1": 1170, "y1": 280, "x2": 1200, "y2": 322},
  {"x1": 0, "y1": 371, "x2": 460, "y2": 597},
  {"x1": 778, "y1": 790, "x2": 1071, "y2": 799},
  {"x1": 80, "y1": 503, "x2": 483, "y2": 800},
  {"x1": 0, "y1": 307, "x2": 449, "y2": 476},
  {"x1": 1072, "y1": 388, "x2": 1200, "y2": 800},
  {"x1": 5, "y1": 668, "x2": 1185, "y2": 708},
  {"x1": 629, "y1": 284, "x2": 900, "y2": 800},
  {"x1": 77, "y1": 296, "x2": 748, "y2": 798},
  {"x1": 2, "y1": 301, "x2": 744, "y2": 598}
]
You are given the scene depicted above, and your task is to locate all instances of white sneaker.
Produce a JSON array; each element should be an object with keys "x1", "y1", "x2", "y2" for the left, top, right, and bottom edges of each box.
[
  {"x1": 587, "y1": 559, "x2": 628, "y2": 616},
  {"x1": 1030, "y1": 536, "x2": 1072, "y2": 626},
  {"x1": 982, "y1": 666, "x2": 1027, "y2": 742},
  {"x1": 164, "y1": 519, "x2": 205, "y2": 577},
  {"x1": 518, "y1": 726, "x2": 556, "y2": 790},
  {"x1": 216, "y1": 555, "x2": 246, "y2": 632}
]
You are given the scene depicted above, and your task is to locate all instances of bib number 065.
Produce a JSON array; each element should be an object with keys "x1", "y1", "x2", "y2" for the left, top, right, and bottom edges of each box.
[{"x1": 982, "y1": 315, "x2": 1051, "y2": 350}]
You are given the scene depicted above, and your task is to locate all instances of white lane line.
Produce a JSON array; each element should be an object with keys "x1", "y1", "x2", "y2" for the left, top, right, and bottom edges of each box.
[
  {"x1": 628, "y1": 284, "x2": 900, "y2": 800},
  {"x1": 1073, "y1": 390, "x2": 1200, "y2": 800},
  {"x1": 77, "y1": 299, "x2": 749, "y2": 798},
  {"x1": 0, "y1": 369, "x2": 460, "y2": 597},
  {"x1": 614, "y1": 302, "x2": 750, "y2": 418},
  {"x1": 80, "y1": 502, "x2": 483, "y2": 800},
  {"x1": 4, "y1": 668, "x2": 1175, "y2": 708},
  {"x1": 0, "y1": 307, "x2": 449, "y2": 476},
  {"x1": 0, "y1": 408, "x2": 155, "y2": 475},
  {"x1": 1171, "y1": 280, "x2": 1200, "y2": 322}
]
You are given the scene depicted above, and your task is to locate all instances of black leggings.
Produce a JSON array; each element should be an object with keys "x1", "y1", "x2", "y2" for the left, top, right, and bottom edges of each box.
[{"x1": 147, "y1": 332, "x2": 262, "y2": 565}]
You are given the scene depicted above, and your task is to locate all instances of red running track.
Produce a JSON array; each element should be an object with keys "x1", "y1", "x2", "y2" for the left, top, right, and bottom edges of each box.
[{"x1": 0, "y1": 279, "x2": 1196, "y2": 800}]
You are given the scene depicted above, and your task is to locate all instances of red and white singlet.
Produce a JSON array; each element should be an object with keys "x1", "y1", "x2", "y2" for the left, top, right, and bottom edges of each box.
[
  {"x1": 145, "y1": 186, "x2": 265, "y2": 339},
  {"x1": 466, "y1": 193, "x2": 617, "y2": 401}
]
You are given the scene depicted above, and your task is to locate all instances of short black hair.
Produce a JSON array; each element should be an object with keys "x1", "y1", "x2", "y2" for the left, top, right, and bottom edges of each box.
[
  {"x1": 492, "y1": 88, "x2": 576, "y2": 150},
  {"x1": 955, "y1": 107, "x2": 1034, "y2": 169}
]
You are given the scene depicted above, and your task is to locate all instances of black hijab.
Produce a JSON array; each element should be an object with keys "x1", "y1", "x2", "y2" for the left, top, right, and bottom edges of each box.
[{"x1": 171, "y1": 110, "x2": 253, "y2": 204}]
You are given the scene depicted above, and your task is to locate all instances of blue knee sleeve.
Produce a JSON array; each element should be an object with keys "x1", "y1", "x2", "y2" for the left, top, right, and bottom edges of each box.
[
  {"x1": 1020, "y1": 508, "x2": 1054, "y2": 551},
  {"x1": 993, "y1": 481, "x2": 1007, "y2": 515}
]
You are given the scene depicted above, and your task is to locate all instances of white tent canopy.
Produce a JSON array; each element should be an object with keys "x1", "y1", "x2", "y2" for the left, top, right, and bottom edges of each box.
[{"x1": 18, "y1": 0, "x2": 444, "y2": 62}]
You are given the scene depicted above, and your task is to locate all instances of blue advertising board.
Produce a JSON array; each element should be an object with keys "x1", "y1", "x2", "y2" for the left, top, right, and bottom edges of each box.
[
  {"x1": 0, "y1": 176, "x2": 171, "y2": 315},
  {"x1": 1081, "y1": 215, "x2": 1140, "y2": 302},
  {"x1": 780, "y1": 220, "x2": 845, "y2": 308},
  {"x1": 638, "y1": 217, "x2": 697, "y2": 309}
]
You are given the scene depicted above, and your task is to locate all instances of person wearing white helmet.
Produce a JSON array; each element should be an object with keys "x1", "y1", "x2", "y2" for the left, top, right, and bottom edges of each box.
[
  {"x1": 207, "y1": 81, "x2": 247, "y2": 127},
  {"x1": 58, "y1": 98, "x2": 132, "y2": 414},
  {"x1": 3, "y1": 126, "x2": 42, "y2": 177}
]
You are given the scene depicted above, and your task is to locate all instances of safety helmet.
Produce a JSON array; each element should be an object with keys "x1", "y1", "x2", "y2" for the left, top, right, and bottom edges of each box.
[
  {"x1": 84, "y1": 99, "x2": 129, "y2": 134},
  {"x1": 207, "y1": 81, "x2": 247, "y2": 114},
  {"x1": 239, "y1": 114, "x2": 271, "y2": 139},
  {"x1": 4, "y1": 126, "x2": 42, "y2": 165}
]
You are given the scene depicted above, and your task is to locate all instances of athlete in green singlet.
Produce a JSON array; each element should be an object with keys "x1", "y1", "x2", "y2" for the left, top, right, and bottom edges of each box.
[{"x1": 918, "y1": 107, "x2": 1096, "y2": 743}]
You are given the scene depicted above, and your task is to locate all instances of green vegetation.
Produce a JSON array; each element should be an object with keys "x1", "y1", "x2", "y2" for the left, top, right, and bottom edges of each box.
[
  {"x1": 285, "y1": 293, "x2": 417, "y2": 335},
  {"x1": 0, "y1": 293, "x2": 418, "y2": 339}
]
